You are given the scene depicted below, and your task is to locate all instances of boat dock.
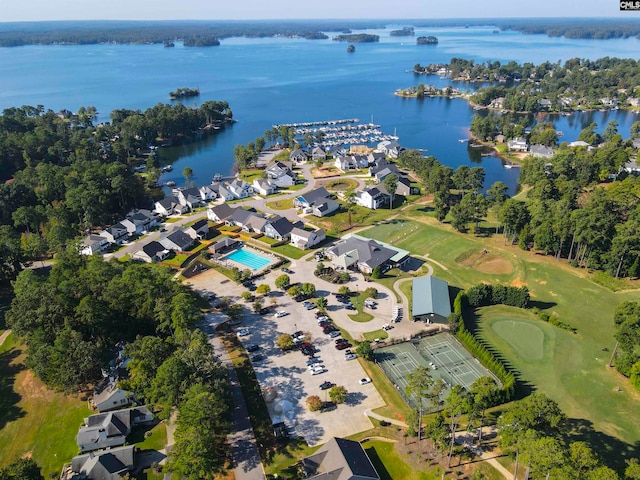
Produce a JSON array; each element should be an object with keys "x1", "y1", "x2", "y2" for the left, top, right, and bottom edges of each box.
[{"x1": 273, "y1": 119, "x2": 399, "y2": 148}]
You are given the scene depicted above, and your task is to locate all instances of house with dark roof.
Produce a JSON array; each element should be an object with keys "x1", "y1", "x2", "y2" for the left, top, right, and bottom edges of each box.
[
  {"x1": 294, "y1": 187, "x2": 339, "y2": 217},
  {"x1": 242, "y1": 213, "x2": 270, "y2": 234},
  {"x1": 99, "y1": 223, "x2": 129, "y2": 245},
  {"x1": 207, "y1": 203, "x2": 236, "y2": 223},
  {"x1": 159, "y1": 229, "x2": 195, "y2": 252},
  {"x1": 176, "y1": 187, "x2": 204, "y2": 210},
  {"x1": 326, "y1": 236, "x2": 396, "y2": 274},
  {"x1": 389, "y1": 176, "x2": 419, "y2": 196},
  {"x1": 290, "y1": 227, "x2": 326, "y2": 250},
  {"x1": 354, "y1": 187, "x2": 389, "y2": 210},
  {"x1": 68, "y1": 445, "x2": 135, "y2": 480},
  {"x1": 185, "y1": 219, "x2": 210, "y2": 240},
  {"x1": 301, "y1": 437, "x2": 380, "y2": 480},
  {"x1": 131, "y1": 241, "x2": 170, "y2": 263},
  {"x1": 154, "y1": 196, "x2": 189, "y2": 217},
  {"x1": 76, "y1": 406, "x2": 152, "y2": 453},
  {"x1": 412, "y1": 275, "x2": 451, "y2": 323},
  {"x1": 264, "y1": 217, "x2": 303, "y2": 241},
  {"x1": 290, "y1": 148, "x2": 308, "y2": 164},
  {"x1": 312, "y1": 146, "x2": 327, "y2": 160},
  {"x1": 377, "y1": 140, "x2": 404, "y2": 158}
]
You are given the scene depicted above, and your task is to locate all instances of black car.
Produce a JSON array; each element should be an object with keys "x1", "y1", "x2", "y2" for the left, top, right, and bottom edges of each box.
[
  {"x1": 251, "y1": 354, "x2": 264, "y2": 362},
  {"x1": 244, "y1": 282, "x2": 257, "y2": 291},
  {"x1": 320, "y1": 381, "x2": 334, "y2": 390},
  {"x1": 247, "y1": 345, "x2": 260, "y2": 352},
  {"x1": 345, "y1": 303, "x2": 356, "y2": 310},
  {"x1": 320, "y1": 401, "x2": 337, "y2": 412},
  {"x1": 282, "y1": 267, "x2": 294, "y2": 274}
]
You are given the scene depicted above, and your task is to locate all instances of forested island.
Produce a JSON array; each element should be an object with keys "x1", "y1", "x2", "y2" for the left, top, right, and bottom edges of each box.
[
  {"x1": 413, "y1": 57, "x2": 640, "y2": 112},
  {"x1": 416, "y1": 35, "x2": 438, "y2": 45},
  {"x1": 183, "y1": 36, "x2": 220, "y2": 47},
  {"x1": 332, "y1": 33, "x2": 380, "y2": 43},
  {"x1": 0, "y1": 100, "x2": 232, "y2": 277},
  {"x1": 169, "y1": 87, "x2": 200, "y2": 100},
  {"x1": 390, "y1": 27, "x2": 414, "y2": 36}
]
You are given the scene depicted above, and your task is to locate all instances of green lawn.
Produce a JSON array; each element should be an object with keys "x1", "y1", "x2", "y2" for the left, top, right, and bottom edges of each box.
[
  {"x1": 265, "y1": 198, "x2": 294, "y2": 210},
  {"x1": 315, "y1": 205, "x2": 399, "y2": 236},
  {"x1": 364, "y1": 440, "x2": 437, "y2": 480},
  {"x1": 270, "y1": 243, "x2": 306, "y2": 259},
  {"x1": 130, "y1": 420, "x2": 168, "y2": 452},
  {"x1": 360, "y1": 214, "x2": 640, "y2": 458},
  {"x1": 0, "y1": 344, "x2": 91, "y2": 478},
  {"x1": 362, "y1": 330, "x2": 389, "y2": 341},
  {"x1": 239, "y1": 169, "x2": 265, "y2": 184}
]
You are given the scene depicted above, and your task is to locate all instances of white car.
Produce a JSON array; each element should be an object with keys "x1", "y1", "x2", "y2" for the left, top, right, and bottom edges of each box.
[
  {"x1": 311, "y1": 368, "x2": 326, "y2": 375},
  {"x1": 237, "y1": 328, "x2": 250, "y2": 337},
  {"x1": 274, "y1": 311, "x2": 288, "y2": 318},
  {"x1": 329, "y1": 331, "x2": 341, "y2": 338},
  {"x1": 344, "y1": 353, "x2": 357, "y2": 360},
  {"x1": 359, "y1": 377, "x2": 372, "y2": 385}
]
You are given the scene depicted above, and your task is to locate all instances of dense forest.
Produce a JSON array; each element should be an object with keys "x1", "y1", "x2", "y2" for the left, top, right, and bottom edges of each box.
[
  {"x1": 416, "y1": 36, "x2": 438, "y2": 45},
  {"x1": 5, "y1": 252, "x2": 233, "y2": 475},
  {"x1": 332, "y1": 33, "x2": 380, "y2": 43},
  {"x1": 415, "y1": 57, "x2": 640, "y2": 112},
  {"x1": 0, "y1": 100, "x2": 232, "y2": 278},
  {"x1": 390, "y1": 27, "x2": 414, "y2": 36}
]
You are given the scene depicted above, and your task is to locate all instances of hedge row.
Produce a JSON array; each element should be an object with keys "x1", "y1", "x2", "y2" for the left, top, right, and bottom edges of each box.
[
  {"x1": 453, "y1": 291, "x2": 516, "y2": 400},
  {"x1": 466, "y1": 283, "x2": 530, "y2": 309}
]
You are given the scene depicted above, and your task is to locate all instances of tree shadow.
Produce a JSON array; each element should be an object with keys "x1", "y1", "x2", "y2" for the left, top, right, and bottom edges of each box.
[
  {"x1": 344, "y1": 391, "x2": 367, "y2": 406},
  {"x1": 0, "y1": 347, "x2": 26, "y2": 429},
  {"x1": 528, "y1": 300, "x2": 557, "y2": 310}
]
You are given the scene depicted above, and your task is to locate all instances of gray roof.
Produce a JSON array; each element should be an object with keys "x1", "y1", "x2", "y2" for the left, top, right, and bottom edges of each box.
[
  {"x1": 191, "y1": 219, "x2": 209, "y2": 231},
  {"x1": 181, "y1": 187, "x2": 201, "y2": 198},
  {"x1": 212, "y1": 237, "x2": 239, "y2": 250},
  {"x1": 209, "y1": 203, "x2": 235, "y2": 221},
  {"x1": 302, "y1": 437, "x2": 379, "y2": 480},
  {"x1": 71, "y1": 445, "x2": 135, "y2": 480},
  {"x1": 267, "y1": 217, "x2": 300, "y2": 236},
  {"x1": 156, "y1": 196, "x2": 178, "y2": 209},
  {"x1": 166, "y1": 229, "x2": 194, "y2": 250},
  {"x1": 297, "y1": 187, "x2": 332, "y2": 206},
  {"x1": 228, "y1": 208, "x2": 260, "y2": 226},
  {"x1": 328, "y1": 237, "x2": 395, "y2": 270},
  {"x1": 530, "y1": 144, "x2": 556, "y2": 158},
  {"x1": 412, "y1": 275, "x2": 451, "y2": 319}
]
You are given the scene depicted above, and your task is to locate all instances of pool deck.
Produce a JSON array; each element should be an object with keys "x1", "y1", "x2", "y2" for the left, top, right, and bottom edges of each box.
[{"x1": 221, "y1": 245, "x2": 277, "y2": 274}]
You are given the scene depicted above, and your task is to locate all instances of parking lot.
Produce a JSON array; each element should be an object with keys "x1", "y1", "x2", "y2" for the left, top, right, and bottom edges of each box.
[{"x1": 189, "y1": 266, "x2": 386, "y2": 445}]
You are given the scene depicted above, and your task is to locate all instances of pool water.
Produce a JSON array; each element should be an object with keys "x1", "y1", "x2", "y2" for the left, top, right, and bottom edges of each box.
[{"x1": 225, "y1": 247, "x2": 272, "y2": 270}]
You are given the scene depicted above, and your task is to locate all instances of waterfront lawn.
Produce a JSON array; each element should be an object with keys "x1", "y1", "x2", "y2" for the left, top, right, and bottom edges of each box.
[
  {"x1": 0, "y1": 343, "x2": 91, "y2": 478},
  {"x1": 239, "y1": 169, "x2": 265, "y2": 184},
  {"x1": 361, "y1": 215, "x2": 640, "y2": 453}
]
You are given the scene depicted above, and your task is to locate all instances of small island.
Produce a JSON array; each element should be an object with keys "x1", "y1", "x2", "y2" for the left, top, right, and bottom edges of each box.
[
  {"x1": 390, "y1": 27, "x2": 415, "y2": 37},
  {"x1": 347, "y1": 44, "x2": 356, "y2": 53},
  {"x1": 417, "y1": 36, "x2": 438, "y2": 45},
  {"x1": 169, "y1": 87, "x2": 200, "y2": 100},
  {"x1": 183, "y1": 36, "x2": 220, "y2": 47},
  {"x1": 333, "y1": 34, "x2": 379, "y2": 43}
]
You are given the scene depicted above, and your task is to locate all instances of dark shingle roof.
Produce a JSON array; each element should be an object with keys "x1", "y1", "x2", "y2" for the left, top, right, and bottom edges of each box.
[
  {"x1": 298, "y1": 187, "x2": 331, "y2": 206},
  {"x1": 210, "y1": 203, "x2": 235, "y2": 221},
  {"x1": 166, "y1": 229, "x2": 193, "y2": 249},
  {"x1": 142, "y1": 241, "x2": 166, "y2": 257}
]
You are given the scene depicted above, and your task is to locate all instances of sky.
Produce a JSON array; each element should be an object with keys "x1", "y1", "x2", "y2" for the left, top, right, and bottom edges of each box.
[{"x1": 2, "y1": 0, "x2": 638, "y2": 22}]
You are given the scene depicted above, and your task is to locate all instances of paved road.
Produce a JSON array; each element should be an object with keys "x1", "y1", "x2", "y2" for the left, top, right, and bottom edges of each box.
[{"x1": 203, "y1": 320, "x2": 266, "y2": 480}]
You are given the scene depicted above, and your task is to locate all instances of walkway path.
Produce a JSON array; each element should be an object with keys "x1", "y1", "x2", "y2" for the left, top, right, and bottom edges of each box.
[
  {"x1": 0, "y1": 329, "x2": 11, "y2": 347},
  {"x1": 363, "y1": 408, "x2": 407, "y2": 428}
]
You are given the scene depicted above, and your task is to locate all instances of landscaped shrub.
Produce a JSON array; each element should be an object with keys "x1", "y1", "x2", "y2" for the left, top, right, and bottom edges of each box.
[{"x1": 466, "y1": 284, "x2": 530, "y2": 308}]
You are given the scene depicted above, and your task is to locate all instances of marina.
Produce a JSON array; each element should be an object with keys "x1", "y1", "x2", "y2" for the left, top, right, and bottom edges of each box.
[{"x1": 273, "y1": 119, "x2": 400, "y2": 148}]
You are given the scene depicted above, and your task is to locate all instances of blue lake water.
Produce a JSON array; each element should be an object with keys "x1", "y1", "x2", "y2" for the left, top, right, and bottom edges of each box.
[{"x1": 2, "y1": 25, "x2": 640, "y2": 194}]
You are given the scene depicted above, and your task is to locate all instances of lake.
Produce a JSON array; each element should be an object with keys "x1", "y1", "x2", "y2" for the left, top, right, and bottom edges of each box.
[{"x1": 2, "y1": 25, "x2": 640, "y2": 193}]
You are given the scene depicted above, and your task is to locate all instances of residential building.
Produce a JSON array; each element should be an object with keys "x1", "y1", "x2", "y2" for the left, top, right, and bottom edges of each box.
[
  {"x1": 289, "y1": 148, "x2": 308, "y2": 164},
  {"x1": 290, "y1": 228, "x2": 326, "y2": 250},
  {"x1": 367, "y1": 151, "x2": 386, "y2": 165},
  {"x1": 294, "y1": 187, "x2": 339, "y2": 217},
  {"x1": 372, "y1": 164, "x2": 400, "y2": 183},
  {"x1": 184, "y1": 219, "x2": 209, "y2": 240},
  {"x1": 210, "y1": 237, "x2": 240, "y2": 254},
  {"x1": 266, "y1": 161, "x2": 296, "y2": 187},
  {"x1": 530, "y1": 144, "x2": 556, "y2": 159},
  {"x1": 354, "y1": 187, "x2": 389, "y2": 210},
  {"x1": 90, "y1": 380, "x2": 134, "y2": 413},
  {"x1": 99, "y1": 223, "x2": 129, "y2": 245},
  {"x1": 131, "y1": 241, "x2": 170, "y2": 263},
  {"x1": 334, "y1": 155, "x2": 358, "y2": 171},
  {"x1": 67, "y1": 445, "x2": 135, "y2": 480},
  {"x1": 264, "y1": 217, "x2": 302, "y2": 241},
  {"x1": 176, "y1": 187, "x2": 204, "y2": 210},
  {"x1": 301, "y1": 437, "x2": 380, "y2": 480},
  {"x1": 376, "y1": 140, "x2": 404, "y2": 158},
  {"x1": 311, "y1": 146, "x2": 327, "y2": 160},
  {"x1": 624, "y1": 160, "x2": 640, "y2": 174},
  {"x1": 154, "y1": 196, "x2": 188, "y2": 217},
  {"x1": 253, "y1": 178, "x2": 277, "y2": 196},
  {"x1": 538, "y1": 98, "x2": 552, "y2": 109},
  {"x1": 227, "y1": 179, "x2": 254, "y2": 199},
  {"x1": 159, "y1": 229, "x2": 195, "y2": 252},
  {"x1": 394, "y1": 176, "x2": 419, "y2": 196},
  {"x1": 76, "y1": 406, "x2": 153, "y2": 453},
  {"x1": 568, "y1": 140, "x2": 590, "y2": 148},
  {"x1": 507, "y1": 137, "x2": 529, "y2": 152},
  {"x1": 412, "y1": 275, "x2": 452, "y2": 323},
  {"x1": 207, "y1": 203, "x2": 235, "y2": 223},
  {"x1": 198, "y1": 185, "x2": 217, "y2": 201},
  {"x1": 80, "y1": 235, "x2": 110, "y2": 256},
  {"x1": 217, "y1": 184, "x2": 236, "y2": 202}
]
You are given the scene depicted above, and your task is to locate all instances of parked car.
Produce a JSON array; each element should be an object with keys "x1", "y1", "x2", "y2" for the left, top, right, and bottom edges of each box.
[
  {"x1": 345, "y1": 303, "x2": 356, "y2": 310},
  {"x1": 292, "y1": 330, "x2": 304, "y2": 338},
  {"x1": 344, "y1": 353, "x2": 357, "y2": 360},
  {"x1": 304, "y1": 303, "x2": 316, "y2": 310},
  {"x1": 335, "y1": 342, "x2": 351, "y2": 350},
  {"x1": 335, "y1": 338, "x2": 347, "y2": 344},
  {"x1": 319, "y1": 381, "x2": 334, "y2": 390},
  {"x1": 382, "y1": 323, "x2": 393, "y2": 331},
  {"x1": 359, "y1": 377, "x2": 372, "y2": 385},
  {"x1": 237, "y1": 328, "x2": 250, "y2": 337},
  {"x1": 320, "y1": 401, "x2": 337, "y2": 412},
  {"x1": 251, "y1": 354, "x2": 264, "y2": 362},
  {"x1": 306, "y1": 358, "x2": 322, "y2": 366},
  {"x1": 311, "y1": 367, "x2": 326, "y2": 375},
  {"x1": 323, "y1": 327, "x2": 337, "y2": 334},
  {"x1": 247, "y1": 345, "x2": 260, "y2": 352},
  {"x1": 274, "y1": 311, "x2": 289, "y2": 318},
  {"x1": 282, "y1": 267, "x2": 294, "y2": 274},
  {"x1": 318, "y1": 320, "x2": 331, "y2": 327},
  {"x1": 329, "y1": 331, "x2": 341, "y2": 338}
]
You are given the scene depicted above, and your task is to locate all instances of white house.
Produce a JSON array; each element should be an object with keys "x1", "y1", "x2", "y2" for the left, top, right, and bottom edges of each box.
[
  {"x1": 184, "y1": 219, "x2": 209, "y2": 240},
  {"x1": 377, "y1": 140, "x2": 404, "y2": 159},
  {"x1": 227, "y1": 179, "x2": 254, "y2": 199},
  {"x1": 354, "y1": 187, "x2": 389, "y2": 210},
  {"x1": 207, "y1": 203, "x2": 235, "y2": 223},
  {"x1": 334, "y1": 155, "x2": 358, "y2": 171},
  {"x1": 266, "y1": 161, "x2": 296, "y2": 187},
  {"x1": 530, "y1": 144, "x2": 556, "y2": 159},
  {"x1": 176, "y1": 187, "x2": 204, "y2": 210},
  {"x1": 289, "y1": 148, "x2": 308, "y2": 164},
  {"x1": 91, "y1": 380, "x2": 134, "y2": 412},
  {"x1": 99, "y1": 223, "x2": 129, "y2": 245},
  {"x1": 154, "y1": 196, "x2": 188, "y2": 217},
  {"x1": 217, "y1": 184, "x2": 236, "y2": 202},
  {"x1": 76, "y1": 407, "x2": 153, "y2": 453},
  {"x1": 198, "y1": 185, "x2": 217, "y2": 201},
  {"x1": 290, "y1": 227, "x2": 326, "y2": 250},
  {"x1": 507, "y1": 137, "x2": 529, "y2": 152},
  {"x1": 311, "y1": 146, "x2": 326, "y2": 160},
  {"x1": 253, "y1": 178, "x2": 277, "y2": 196},
  {"x1": 131, "y1": 241, "x2": 170, "y2": 263},
  {"x1": 294, "y1": 187, "x2": 339, "y2": 217},
  {"x1": 80, "y1": 235, "x2": 110, "y2": 256}
]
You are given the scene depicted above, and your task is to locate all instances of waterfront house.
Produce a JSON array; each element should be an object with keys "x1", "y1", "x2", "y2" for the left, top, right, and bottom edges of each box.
[
  {"x1": 131, "y1": 241, "x2": 170, "y2": 263},
  {"x1": 289, "y1": 148, "x2": 308, "y2": 164},
  {"x1": 68, "y1": 445, "x2": 135, "y2": 480},
  {"x1": 625, "y1": 160, "x2": 640, "y2": 174},
  {"x1": 177, "y1": 187, "x2": 205, "y2": 210},
  {"x1": 507, "y1": 137, "x2": 529, "y2": 152},
  {"x1": 253, "y1": 178, "x2": 277, "y2": 196},
  {"x1": 290, "y1": 227, "x2": 326, "y2": 250},
  {"x1": 198, "y1": 185, "x2": 218, "y2": 201},
  {"x1": 538, "y1": 98, "x2": 552, "y2": 109},
  {"x1": 354, "y1": 187, "x2": 389, "y2": 210},
  {"x1": 372, "y1": 164, "x2": 400, "y2": 183},
  {"x1": 530, "y1": 144, "x2": 556, "y2": 159},
  {"x1": 125, "y1": 209, "x2": 159, "y2": 232},
  {"x1": 184, "y1": 219, "x2": 210, "y2": 240},
  {"x1": 495, "y1": 134, "x2": 505, "y2": 144},
  {"x1": 266, "y1": 161, "x2": 296, "y2": 187},
  {"x1": 207, "y1": 203, "x2": 235, "y2": 223},
  {"x1": 568, "y1": 140, "x2": 590, "y2": 148},
  {"x1": 217, "y1": 184, "x2": 236, "y2": 202},
  {"x1": 294, "y1": 187, "x2": 339, "y2": 217},
  {"x1": 99, "y1": 223, "x2": 129, "y2": 245},
  {"x1": 377, "y1": 140, "x2": 404, "y2": 158},
  {"x1": 227, "y1": 179, "x2": 254, "y2": 199},
  {"x1": 76, "y1": 406, "x2": 153, "y2": 453},
  {"x1": 154, "y1": 196, "x2": 188, "y2": 217},
  {"x1": 334, "y1": 154, "x2": 358, "y2": 171},
  {"x1": 301, "y1": 437, "x2": 380, "y2": 480},
  {"x1": 80, "y1": 235, "x2": 110, "y2": 256},
  {"x1": 159, "y1": 229, "x2": 195, "y2": 252},
  {"x1": 491, "y1": 97, "x2": 505, "y2": 109}
]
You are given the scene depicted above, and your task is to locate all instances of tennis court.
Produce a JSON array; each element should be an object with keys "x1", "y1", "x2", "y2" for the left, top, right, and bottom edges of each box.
[{"x1": 374, "y1": 332, "x2": 500, "y2": 411}]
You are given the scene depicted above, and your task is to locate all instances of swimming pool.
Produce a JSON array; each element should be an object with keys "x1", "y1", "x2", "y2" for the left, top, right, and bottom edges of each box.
[{"x1": 225, "y1": 247, "x2": 272, "y2": 271}]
